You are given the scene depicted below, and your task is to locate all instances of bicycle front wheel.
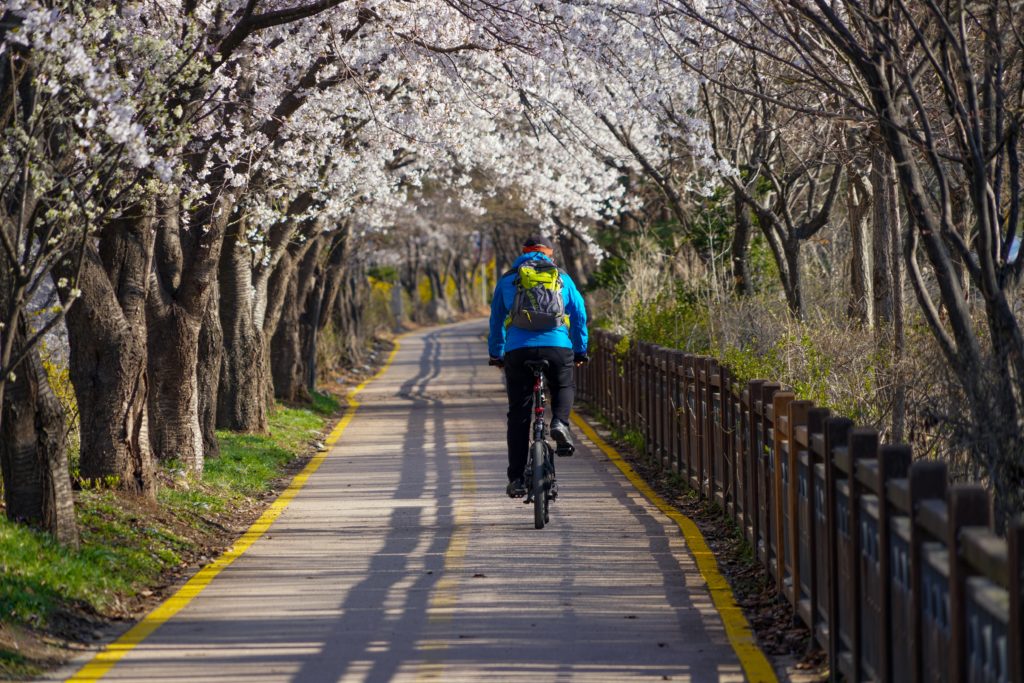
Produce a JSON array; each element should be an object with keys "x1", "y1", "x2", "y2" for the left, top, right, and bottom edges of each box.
[{"x1": 531, "y1": 441, "x2": 547, "y2": 529}]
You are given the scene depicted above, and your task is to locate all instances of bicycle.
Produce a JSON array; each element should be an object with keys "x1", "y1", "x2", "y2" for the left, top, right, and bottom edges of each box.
[{"x1": 522, "y1": 359, "x2": 557, "y2": 529}]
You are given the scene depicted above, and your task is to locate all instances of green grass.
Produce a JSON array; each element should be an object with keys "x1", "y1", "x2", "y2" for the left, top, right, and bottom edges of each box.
[
  {"x1": 310, "y1": 390, "x2": 343, "y2": 416},
  {"x1": 0, "y1": 488, "x2": 186, "y2": 628},
  {"x1": 203, "y1": 404, "x2": 327, "y2": 497},
  {"x1": 0, "y1": 396, "x2": 338, "y2": 659},
  {"x1": 0, "y1": 649, "x2": 40, "y2": 679}
]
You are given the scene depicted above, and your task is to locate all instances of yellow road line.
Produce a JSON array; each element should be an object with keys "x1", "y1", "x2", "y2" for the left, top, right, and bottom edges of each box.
[
  {"x1": 570, "y1": 411, "x2": 779, "y2": 683},
  {"x1": 417, "y1": 433, "x2": 476, "y2": 681},
  {"x1": 67, "y1": 339, "x2": 405, "y2": 682}
]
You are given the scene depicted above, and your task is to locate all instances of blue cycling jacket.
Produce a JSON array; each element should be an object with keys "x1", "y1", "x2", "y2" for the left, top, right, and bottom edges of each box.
[{"x1": 488, "y1": 252, "x2": 588, "y2": 358}]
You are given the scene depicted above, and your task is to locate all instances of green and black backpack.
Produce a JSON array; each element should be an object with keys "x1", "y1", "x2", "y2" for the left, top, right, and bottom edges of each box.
[{"x1": 503, "y1": 260, "x2": 568, "y2": 331}]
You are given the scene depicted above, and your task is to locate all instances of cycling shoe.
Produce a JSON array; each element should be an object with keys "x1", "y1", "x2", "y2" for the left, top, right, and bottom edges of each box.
[
  {"x1": 506, "y1": 477, "x2": 527, "y2": 498},
  {"x1": 550, "y1": 419, "x2": 575, "y2": 456}
]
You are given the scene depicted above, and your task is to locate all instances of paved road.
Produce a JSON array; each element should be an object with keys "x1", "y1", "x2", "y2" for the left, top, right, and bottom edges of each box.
[{"x1": 70, "y1": 320, "x2": 748, "y2": 682}]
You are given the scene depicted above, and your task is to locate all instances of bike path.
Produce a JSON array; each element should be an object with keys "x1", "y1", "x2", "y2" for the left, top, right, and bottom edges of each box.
[{"x1": 63, "y1": 320, "x2": 756, "y2": 682}]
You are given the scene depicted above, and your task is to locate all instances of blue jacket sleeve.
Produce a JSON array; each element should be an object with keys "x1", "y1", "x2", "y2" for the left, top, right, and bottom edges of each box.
[
  {"x1": 488, "y1": 277, "x2": 508, "y2": 358},
  {"x1": 564, "y1": 275, "x2": 588, "y2": 355}
]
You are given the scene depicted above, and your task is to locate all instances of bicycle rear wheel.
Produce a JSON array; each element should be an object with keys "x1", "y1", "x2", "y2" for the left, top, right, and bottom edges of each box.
[{"x1": 531, "y1": 441, "x2": 547, "y2": 529}]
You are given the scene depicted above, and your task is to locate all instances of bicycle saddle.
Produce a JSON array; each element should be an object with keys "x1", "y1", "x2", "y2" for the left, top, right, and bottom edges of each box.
[{"x1": 524, "y1": 360, "x2": 549, "y2": 371}]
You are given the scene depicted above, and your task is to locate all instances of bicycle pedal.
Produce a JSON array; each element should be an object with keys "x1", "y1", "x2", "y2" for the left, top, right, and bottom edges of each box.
[{"x1": 556, "y1": 444, "x2": 575, "y2": 457}]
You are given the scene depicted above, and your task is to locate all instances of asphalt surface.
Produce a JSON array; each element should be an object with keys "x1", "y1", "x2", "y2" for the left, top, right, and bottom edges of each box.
[{"x1": 64, "y1": 320, "x2": 747, "y2": 682}]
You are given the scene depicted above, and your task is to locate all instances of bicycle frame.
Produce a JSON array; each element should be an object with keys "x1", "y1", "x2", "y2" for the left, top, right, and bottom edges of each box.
[{"x1": 531, "y1": 370, "x2": 547, "y2": 443}]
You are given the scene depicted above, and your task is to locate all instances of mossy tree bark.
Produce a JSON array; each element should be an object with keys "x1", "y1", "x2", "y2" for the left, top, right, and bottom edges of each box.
[
  {"x1": 62, "y1": 214, "x2": 157, "y2": 498},
  {"x1": 197, "y1": 282, "x2": 223, "y2": 460},
  {"x1": 271, "y1": 234, "x2": 325, "y2": 402},
  {"x1": 0, "y1": 315, "x2": 78, "y2": 546}
]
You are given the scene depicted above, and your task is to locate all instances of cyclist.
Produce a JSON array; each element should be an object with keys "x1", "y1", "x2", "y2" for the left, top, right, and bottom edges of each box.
[{"x1": 488, "y1": 236, "x2": 588, "y2": 498}]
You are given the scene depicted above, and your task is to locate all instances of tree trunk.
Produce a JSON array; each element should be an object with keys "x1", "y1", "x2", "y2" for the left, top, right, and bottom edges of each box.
[
  {"x1": 870, "y1": 145, "x2": 910, "y2": 442},
  {"x1": 271, "y1": 273, "x2": 307, "y2": 403},
  {"x1": 146, "y1": 301, "x2": 204, "y2": 474},
  {"x1": 217, "y1": 227, "x2": 269, "y2": 433},
  {"x1": 145, "y1": 187, "x2": 234, "y2": 475},
  {"x1": 198, "y1": 283, "x2": 223, "y2": 459},
  {"x1": 891, "y1": 190, "x2": 906, "y2": 443},
  {"x1": 0, "y1": 315, "x2": 78, "y2": 546},
  {"x1": 302, "y1": 262, "x2": 325, "y2": 395},
  {"x1": 872, "y1": 144, "x2": 896, "y2": 326},
  {"x1": 63, "y1": 218, "x2": 156, "y2": 498},
  {"x1": 333, "y1": 265, "x2": 369, "y2": 365},
  {"x1": 424, "y1": 264, "x2": 453, "y2": 322},
  {"x1": 264, "y1": 238, "x2": 313, "y2": 406},
  {"x1": 555, "y1": 230, "x2": 595, "y2": 308},
  {"x1": 271, "y1": 236, "x2": 323, "y2": 402},
  {"x1": 452, "y1": 257, "x2": 471, "y2": 314},
  {"x1": 731, "y1": 197, "x2": 752, "y2": 297},
  {"x1": 317, "y1": 225, "x2": 352, "y2": 331},
  {"x1": 783, "y1": 237, "x2": 803, "y2": 317},
  {"x1": 847, "y1": 169, "x2": 873, "y2": 324}
]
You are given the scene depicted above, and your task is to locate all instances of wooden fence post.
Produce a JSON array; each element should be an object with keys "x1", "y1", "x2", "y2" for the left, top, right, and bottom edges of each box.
[
  {"x1": 705, "y1": 357, "x2": 717, "y2": 504},
  {"x1": 806, "y1": 406, "x2": 831, "y2": 650},
  {"x1": 659, "y1": 348, "x2": 670, "y2": 469},
  {"x1": 602, "y1": 333, "x2": 610, "y2": 420},
  {"x1": 682, "y1": 355, "x2": 694, "y2": 485},
  {"x1": 759, "y1": 382, "x2": 782, "y2": 568},
  {"x1": 638, "y1": 343, "x2": 648, "y2": 458},
  {"x1": 825, "y1": 416, "x2": 853, "y2": 683},
  {"x1": 645, "y1": 344, "x2": 656, "y2": 463},
  {"x1": 844, "y1": 428, "x2": 879, "y2": 681},
  {"x1": 787, "y1": 399, "x2": 813, "y2": 609},
  {"x1": 909, "y1": 460, "x2": 947, "y2": 683},
  {"x1": 747, "y1": 380, "x2": 764, "y2": 550},
  {"x1": 947, "y1": 486, "x2": 991, "y2": 683},
  {"x1": 670, "y1": 350, "x2": 685, "y2": 474},
  {"x1": 772, "y1": 390, "x2": 796, "y2": 594},
  {"x1": 694, "y1": 358, "x2": 706, "y2": 499},
  {"x1": 610, "y1": 335, "x2": 618, "y2": 428},
  {"x1": 1011, "y1": 516, "x2": 1023, "y2": 683},
  {"x1": 723, "y1": 365, "x2": 736, "y2": 520},
  {"x1": 628, "y1": 341, "x2": 637, "y2": 432},
  {"x1": 877, "y1": 444, "x2": 912, "y2": 683}
]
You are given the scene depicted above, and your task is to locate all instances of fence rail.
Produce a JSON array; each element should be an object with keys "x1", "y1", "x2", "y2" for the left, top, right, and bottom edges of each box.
[{"x1": 576, "y1": 329, "x2": 1023, "y2": 683}]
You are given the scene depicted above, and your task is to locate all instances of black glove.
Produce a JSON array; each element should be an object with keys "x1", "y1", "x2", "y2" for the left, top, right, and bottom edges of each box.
[
  {"x1": 574, "y1": 353, "x2": 589, "y2": 366},
  {"x1": 488, "y1": 356, "x2": 505, "y2": 369}
]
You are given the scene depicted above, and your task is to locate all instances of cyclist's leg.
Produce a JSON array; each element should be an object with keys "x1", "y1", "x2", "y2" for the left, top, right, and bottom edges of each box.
[
  {"x1": 542, "y1": 346, "x2": 576, "y2": 425},
  {"x1": 503, "y1": 348, "x2": 534, "y2": 481},
  {"x1": 542, "y1": 347, "x2": 576, "y2": 454}
]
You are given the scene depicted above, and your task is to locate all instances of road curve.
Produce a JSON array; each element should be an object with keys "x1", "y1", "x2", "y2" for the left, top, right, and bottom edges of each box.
[{"x1": 66, "y1": 320, "x2": 750, "y2": 682}]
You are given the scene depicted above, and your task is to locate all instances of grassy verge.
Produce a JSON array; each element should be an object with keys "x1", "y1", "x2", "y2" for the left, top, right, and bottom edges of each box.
[{"x1": 0, "y1": 392, "x2": 340, "y2": 679}]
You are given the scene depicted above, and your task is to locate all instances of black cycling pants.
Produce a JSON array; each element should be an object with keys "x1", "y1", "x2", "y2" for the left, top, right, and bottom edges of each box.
[{"x1": 503, "y1": 346, "x2": 575, "y2": 480}]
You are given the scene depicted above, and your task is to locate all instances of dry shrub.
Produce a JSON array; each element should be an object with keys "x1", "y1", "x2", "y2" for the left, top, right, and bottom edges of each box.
[{"x1": 610, "y1": 248, "x2": 976, "y2": 468}]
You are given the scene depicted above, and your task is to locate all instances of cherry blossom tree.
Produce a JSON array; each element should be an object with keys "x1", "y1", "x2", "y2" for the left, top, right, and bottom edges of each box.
[{"x1": 1, "y1": 0, "x2": 715, "y2": 521}]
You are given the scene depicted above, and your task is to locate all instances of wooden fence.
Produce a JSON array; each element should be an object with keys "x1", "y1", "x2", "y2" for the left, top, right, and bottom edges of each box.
[{"x1": 576, "y1": 329, "x2": 1023, "y2": 683}]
